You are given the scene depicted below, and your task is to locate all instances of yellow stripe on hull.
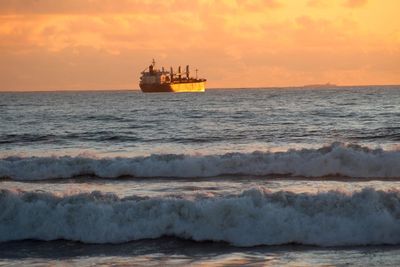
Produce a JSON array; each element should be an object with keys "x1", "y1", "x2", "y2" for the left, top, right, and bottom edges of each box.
[
  {"x1": 170, "y1": 82, "x2": 205, "y2": 92},
  {"x1": 140, "y1": 82, "x2": 205, "y2": 93}
]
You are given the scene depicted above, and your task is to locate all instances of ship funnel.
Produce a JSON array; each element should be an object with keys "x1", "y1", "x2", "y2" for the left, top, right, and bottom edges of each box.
[{"x1": 186, "y1": 65, "x2": 190, "y2": 79}]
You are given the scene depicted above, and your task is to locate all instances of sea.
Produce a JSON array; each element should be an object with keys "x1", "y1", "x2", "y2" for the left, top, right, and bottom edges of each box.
[{"x1": 1, "y1": 86, "x2": 400, "y2": 266}]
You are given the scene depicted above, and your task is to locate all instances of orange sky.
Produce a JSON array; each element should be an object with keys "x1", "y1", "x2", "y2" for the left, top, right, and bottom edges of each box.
[{"x1": 0, "y1": 0, "x2": 399, "y2": 91}]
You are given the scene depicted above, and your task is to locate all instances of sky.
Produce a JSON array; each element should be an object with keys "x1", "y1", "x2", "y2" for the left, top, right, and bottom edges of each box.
[{"x1": 0, "y1": 0, "x2": 399, "y2": 91}]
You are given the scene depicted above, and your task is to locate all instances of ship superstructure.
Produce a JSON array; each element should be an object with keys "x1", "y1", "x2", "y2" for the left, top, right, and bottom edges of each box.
[{"x1": 139, "y1": 59, "x2": 206, "y2": 93}]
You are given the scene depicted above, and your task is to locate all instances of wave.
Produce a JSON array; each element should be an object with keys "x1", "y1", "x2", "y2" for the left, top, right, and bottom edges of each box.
[
  {"x1": 1, "y1": 143, "x2": 399, "y2": 181},
  {"x1": 1, "y1": 187, "x2": 400, "y2": 246}
]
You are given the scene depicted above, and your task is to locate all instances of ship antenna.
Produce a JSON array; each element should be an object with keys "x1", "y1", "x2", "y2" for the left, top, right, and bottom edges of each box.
[
  {"x1": 152, "y1": 58, "x2": 156, "y2": 67},
  {"x1": 195, "y1": 69, "x2": 198, "y2": 79}
]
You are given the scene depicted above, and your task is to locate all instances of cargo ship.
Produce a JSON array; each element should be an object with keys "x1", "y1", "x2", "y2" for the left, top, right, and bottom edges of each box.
[{"x1": 139, "y1": 59, "x2": 206, "y2": 93}]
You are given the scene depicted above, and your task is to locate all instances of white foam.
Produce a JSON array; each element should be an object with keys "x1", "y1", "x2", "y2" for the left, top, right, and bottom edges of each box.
[
  {"x1": 1, "y1": 143, "x2": 399, "y2": 180},
  {"x1": 1, "y1": 187, "x2": 400, "y2": 246}
]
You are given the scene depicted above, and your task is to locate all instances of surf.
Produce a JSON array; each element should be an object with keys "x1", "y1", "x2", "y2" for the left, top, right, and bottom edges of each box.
[
  {"x1": 1, "y1": 142, "x2": 399, "y2": 180},
  {"x1": 1, "y1": 187, "x2": 400, "y2": 246}
]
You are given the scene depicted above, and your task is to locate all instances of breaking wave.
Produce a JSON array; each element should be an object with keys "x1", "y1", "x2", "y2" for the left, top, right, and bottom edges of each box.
[
  {"x1": 0, "y1": 143, "x2": 400, "y2": 181},
  {"x1": 1, "y1": 187, "x2": 400, "y2": 246},
  {"x1": 1, "y1": 143, "x2": 399, "y2": 180}
]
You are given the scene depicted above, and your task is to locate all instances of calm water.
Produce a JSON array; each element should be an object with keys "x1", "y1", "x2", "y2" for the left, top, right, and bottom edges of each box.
[{"x1": 1, "y1": 86, "x2": 400, "y2": 266}]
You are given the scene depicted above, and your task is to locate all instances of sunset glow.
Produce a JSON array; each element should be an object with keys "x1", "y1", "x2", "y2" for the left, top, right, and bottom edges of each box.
[{"x1": 1, "y1": 0, "x2": 399, "y2": 91}]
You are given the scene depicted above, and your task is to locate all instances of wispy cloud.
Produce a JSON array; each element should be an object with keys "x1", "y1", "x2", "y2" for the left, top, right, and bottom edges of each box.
[{"x1": 343, "y1": 0, "x2": 368, "y2": 8}]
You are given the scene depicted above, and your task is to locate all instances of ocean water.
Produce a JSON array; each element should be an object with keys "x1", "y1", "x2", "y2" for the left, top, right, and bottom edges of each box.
[{"x1": 1, "y1": 86, "x2": 400, "y2": 266}]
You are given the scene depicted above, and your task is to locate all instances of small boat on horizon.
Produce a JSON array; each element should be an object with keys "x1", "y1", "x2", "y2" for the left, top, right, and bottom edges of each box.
[{"x1": 139, "y1": 59, "x2": 207, "y2": 93}]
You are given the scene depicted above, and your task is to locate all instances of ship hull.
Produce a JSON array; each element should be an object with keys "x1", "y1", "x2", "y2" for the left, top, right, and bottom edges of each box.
[{"x1": 140, "y1": 81, "x2": 205, "y2": 93}]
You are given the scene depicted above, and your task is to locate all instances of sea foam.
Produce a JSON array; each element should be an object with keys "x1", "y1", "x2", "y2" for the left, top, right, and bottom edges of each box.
[
  {"x1": 1, "y1": 143, "x2": 399, "y2": 180},
  {"x1": 1, "y1": 187, "x2": 400, "y2": 246}
]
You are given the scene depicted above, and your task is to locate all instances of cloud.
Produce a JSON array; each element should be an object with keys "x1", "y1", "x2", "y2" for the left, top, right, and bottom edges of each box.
[
  {"x1": 0, "y1": 0, "x2": 283, "y2": 15},
  {"x1": 0, "y1": 0, "x2": 399, "y2": 90},
  {"x1": 236, "y1": 0, "x2": 283, "y2": 10},
  {"x1": 0, "y1": 0, "x2": 171, "y2": 15},
  {"x1": 307, "y1": 0, "x2": 333, "y2": 8},
  {"x1": 308, "y1": 0, "x2": 367, "y2": 8},
  {"x1": 343, "y1": 0, "x2": 368, "y2": 8}
]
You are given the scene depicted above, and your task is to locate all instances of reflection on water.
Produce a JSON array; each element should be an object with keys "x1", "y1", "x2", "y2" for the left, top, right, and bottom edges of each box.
[{"x1": 1, "y1": 238, "x2": 400, "y2": 266}]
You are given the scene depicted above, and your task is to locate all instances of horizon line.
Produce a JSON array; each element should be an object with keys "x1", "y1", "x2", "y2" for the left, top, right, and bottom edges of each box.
[{"x1": 1, "y1": 84, "x2": 399, "y2": 93}]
